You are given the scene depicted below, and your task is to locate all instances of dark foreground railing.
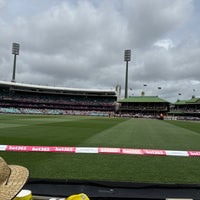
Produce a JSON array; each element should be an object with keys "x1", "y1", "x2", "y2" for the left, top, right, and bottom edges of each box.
[{"x1": 24, "y1": 178, "x2": 200, "y2": 200}]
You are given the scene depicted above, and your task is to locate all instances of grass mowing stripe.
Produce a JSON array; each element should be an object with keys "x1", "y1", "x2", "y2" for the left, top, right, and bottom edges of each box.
[
  {"x1": 79, "y1": 118, "x2": 133, "y2": 147},
  {"x1": 80, "y1": 119, "x2": 200, "y2": 150},
  {"x1": 165, "y1": 120, "x2": 200, "y2": 134},
  {"x1": 0, "y1": 124, "x2": 27, "y2": 129},
  {"x1": 0, "y1": 116, "x2": 127, "y2": 146}
]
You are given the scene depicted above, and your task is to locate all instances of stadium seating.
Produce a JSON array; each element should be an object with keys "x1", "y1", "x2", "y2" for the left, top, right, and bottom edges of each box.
[{"x1": 0, "y1": 82, "x2": 116, "y2": 116}]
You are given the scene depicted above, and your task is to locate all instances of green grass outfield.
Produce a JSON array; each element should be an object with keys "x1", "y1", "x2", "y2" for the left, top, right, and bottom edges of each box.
[{"x1": 0, "y1": 114, "x2": 200, "y2": 184}]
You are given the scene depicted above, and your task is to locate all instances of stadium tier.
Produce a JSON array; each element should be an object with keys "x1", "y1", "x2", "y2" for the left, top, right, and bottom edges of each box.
[{"x1": 0, "y1": 81, "x2": 118, "y2": 116}]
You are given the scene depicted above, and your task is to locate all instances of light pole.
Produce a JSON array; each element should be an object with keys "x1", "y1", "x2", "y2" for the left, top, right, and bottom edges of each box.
[
  {"x1": 11, "y1": 43, "x2": 20, "y2": 82},
  {"x1": 178, "y1": 93, "x2": 182, "y2": 101},
  {"x1": 142, "y1": 84, "x2": 147, "y2": 96},
  {"x1": 157, "y1": 86, "x2": 162, "y2": 96},
  {"x1": 124, "y1": 50, "x2": 131, "y2": 98}
]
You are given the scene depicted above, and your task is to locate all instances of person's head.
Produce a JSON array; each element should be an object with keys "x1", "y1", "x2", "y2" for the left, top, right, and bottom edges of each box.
[{"x1": 0, "y1": 157, "x2": 29, "y2": 200}]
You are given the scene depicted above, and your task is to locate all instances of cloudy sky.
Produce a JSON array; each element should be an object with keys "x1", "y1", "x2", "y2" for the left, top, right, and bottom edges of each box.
[{"x1": 0, "y1": 0, "x2": 200, "y2": 102}]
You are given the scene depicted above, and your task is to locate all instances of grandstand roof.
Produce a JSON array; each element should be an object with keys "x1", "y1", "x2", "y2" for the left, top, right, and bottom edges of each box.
[
  {"x1": 174, "y1": 100, "x2": 188, "y2": 105},
  {"x1": 0, "y1": 81, "x2": 117, "y2": 96},
  {"x1": 174, "y1": 97, "x2": 200, "y2": 105},
  {"x1": 118, "y1": 96, "x2": 169, "y2": 103}
]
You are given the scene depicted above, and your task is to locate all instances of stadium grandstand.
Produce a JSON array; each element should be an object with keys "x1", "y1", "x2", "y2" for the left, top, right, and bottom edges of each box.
[
  {"x1": 169, "y1": 96, "x2": 200, "y2": 120},
  {"x1": 117, "y1": 96, "x2": 170, "y2": 118},
  {"x1": 0, "y1": 81, "x2": 119, "y2": 116},
  {"x1": 1, "y1": 80, "x2": 200, "y2": 120}
]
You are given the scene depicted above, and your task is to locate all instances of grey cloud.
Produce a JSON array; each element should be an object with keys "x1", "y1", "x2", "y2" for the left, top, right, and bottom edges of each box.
[
  {"x1": 0, "y1": 0, "x2": 199, "y2": 102},
  {"x1": 123, "y1": 0, "x2": 194, "y2": 48}
]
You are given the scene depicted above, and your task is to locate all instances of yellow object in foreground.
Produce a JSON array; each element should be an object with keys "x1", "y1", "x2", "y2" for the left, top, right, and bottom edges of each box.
[
  {"x1": 14, "y1": 189, "x2": 32, "y2": 200},
  {"x1": 66, "y1": 193, "x2": 90, "y2": 200}
]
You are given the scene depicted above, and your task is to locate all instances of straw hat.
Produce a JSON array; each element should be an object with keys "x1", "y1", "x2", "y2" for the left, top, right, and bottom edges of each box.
[{"x1": 0, "y1": 157, "x2": 29, "y2": 200}]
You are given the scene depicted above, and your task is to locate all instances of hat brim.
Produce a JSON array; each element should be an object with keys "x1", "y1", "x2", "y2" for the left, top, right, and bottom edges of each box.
[{"x1": 0, "y1": 165, "x2": 29, "y2": 200}]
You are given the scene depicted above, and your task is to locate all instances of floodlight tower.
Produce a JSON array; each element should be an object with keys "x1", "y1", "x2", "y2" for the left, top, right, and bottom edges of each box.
[
  {"x1": 11, "y1": 43, "x2": 20, "y2": 82},
  {"x1": 124, "y1": 50, "x2": 131, "y2": 98}
]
